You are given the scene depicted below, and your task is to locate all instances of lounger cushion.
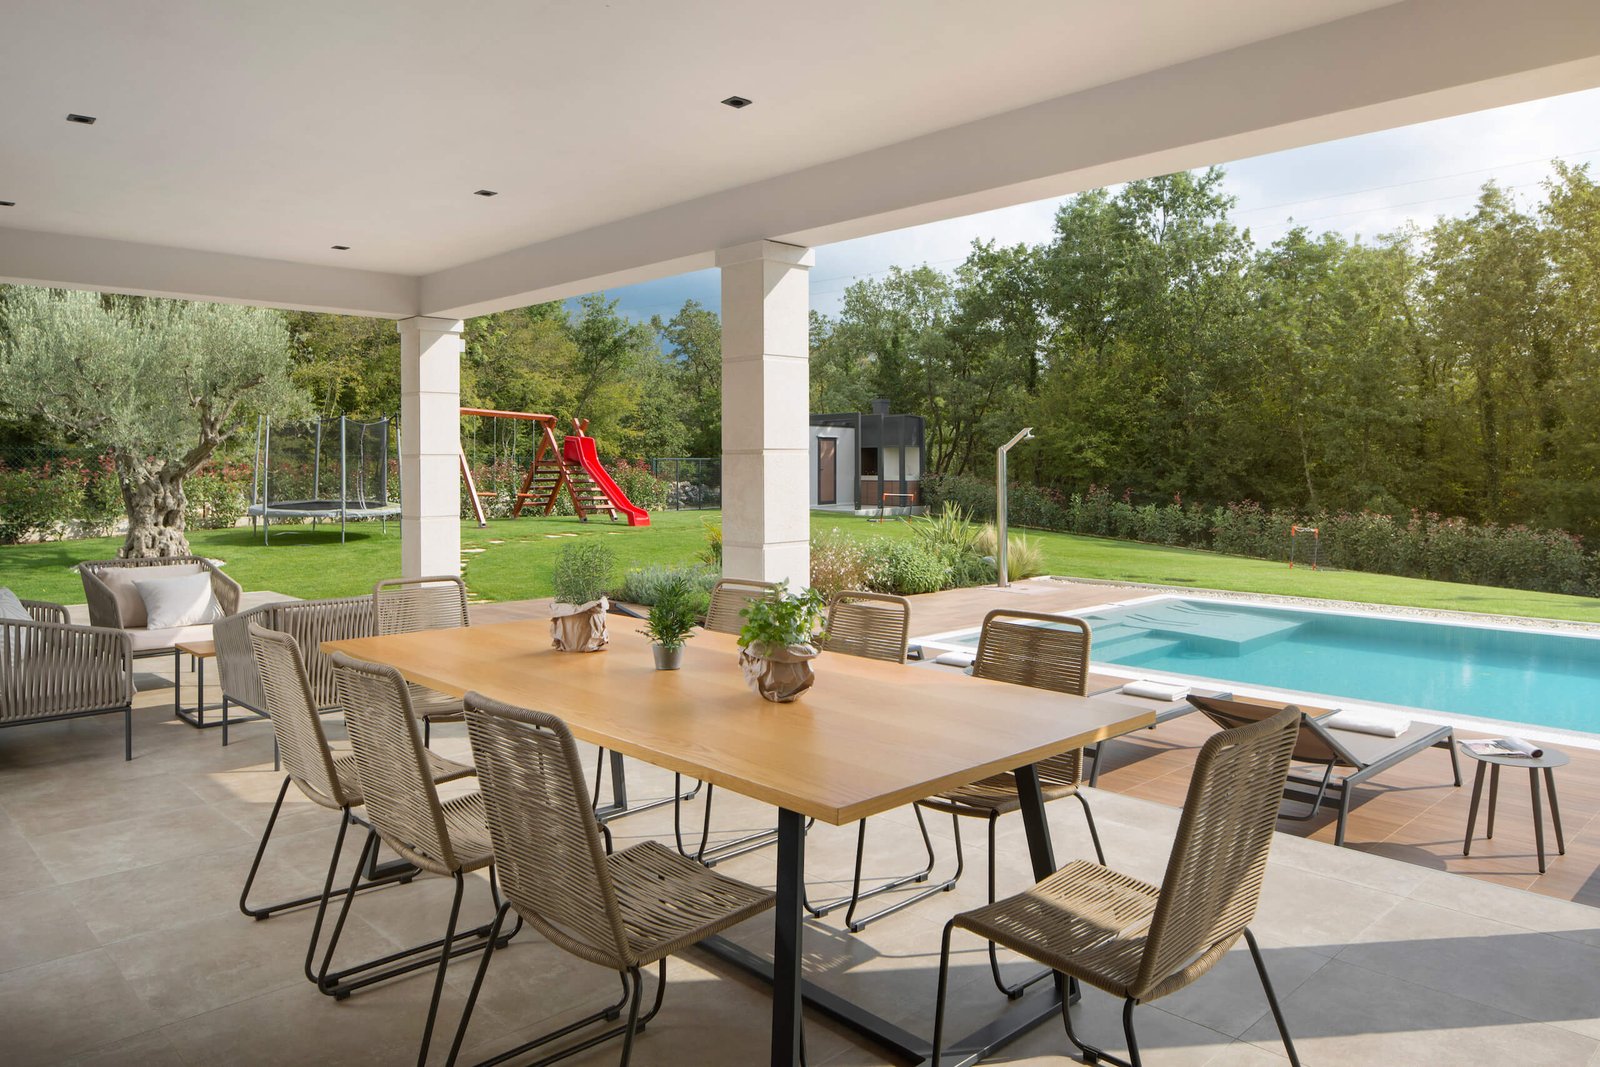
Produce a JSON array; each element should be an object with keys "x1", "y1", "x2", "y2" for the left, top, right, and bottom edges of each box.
[
  {"x1": 934, "y1": 650, "x2": 975, "y2": 667},
  {"x1": 96, "y1": 563, "x2": 205, "y2": 628},
  {"x1": 1122, "y1": 679, "x2": 1189, "y2": 702},
  {"x1": 127, "y1": 623, "x2": 217, "y2": 654},
  {"x1": 135, "y1": 573, "x2": 223, "y2": 630},
  {"x1": 1324, "y1": 721, "x2": 1448, "y2": 769},
  {"x1": 1322, "y1": 708, "x2": 1410, "y2": 738}
]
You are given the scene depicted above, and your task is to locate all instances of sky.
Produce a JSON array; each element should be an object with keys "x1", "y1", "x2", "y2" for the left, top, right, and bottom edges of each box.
[{"x1": 586, "y1": 86, "x2": 1600, "y2": 324}]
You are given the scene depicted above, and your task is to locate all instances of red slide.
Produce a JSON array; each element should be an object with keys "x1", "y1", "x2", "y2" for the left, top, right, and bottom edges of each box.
[{"x1": 562, "y1": 436, "x2": 651, "y2": 526}]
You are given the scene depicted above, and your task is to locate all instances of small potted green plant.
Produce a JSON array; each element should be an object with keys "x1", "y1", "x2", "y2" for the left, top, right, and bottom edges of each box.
[
  {"x1": 639, "y1": 574, "x2": 698, "y2": 670},
  {"x1": 550, "y1": 540, "x2": 615, "y2": 652},
  {"x1": 736, "y1": 580, "x2": 827, "y2": 702}
]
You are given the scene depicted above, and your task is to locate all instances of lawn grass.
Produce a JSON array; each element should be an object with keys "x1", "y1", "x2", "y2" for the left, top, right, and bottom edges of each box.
[{"x1": 3, "y1": 509, "x2": 1598, "y2": 624}]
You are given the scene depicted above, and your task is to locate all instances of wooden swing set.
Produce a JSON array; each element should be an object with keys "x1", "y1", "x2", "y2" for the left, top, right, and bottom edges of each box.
[{"x1": 458, "y1": 408, "x2": 621, "y2": 527}]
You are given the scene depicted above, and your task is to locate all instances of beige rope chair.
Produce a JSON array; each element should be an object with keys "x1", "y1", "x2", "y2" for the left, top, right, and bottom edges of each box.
[
  {"x1": 702, "y1": 576, "x2": 777, "y2": 635},
  {"x1": 931, "y1": 706, "x2": 1303, "y2": 1067},
  {"x1": 327, "y1": 651, "x2": 518, "y2": 1067},
  {"x1": 448, "y1": 693, "x2": 776, "y2": 1067},
  {"x1": 671, "y1": 576, "x2": 785, "y2": 865},
  {"x1": 916, "y1": 609, "x2": 1105, "y2": 998},
  {"x1": 802, "y1": 591, "x2": 957, "y2": 931},
  {"x1": 0, "y1": 601, "x2": 133, "y2": 759},
  {"x1": 239, "y1": 625, "x2": 474, "y2": 981},
  {"x1": 372, "y1": 575, "x2": 469, "y2": 744}
]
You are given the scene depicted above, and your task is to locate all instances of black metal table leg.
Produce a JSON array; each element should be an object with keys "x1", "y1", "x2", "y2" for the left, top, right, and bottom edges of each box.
[
  {"x1": 1463, "y1": 760, "x2": 1486, "y2": 855},
  {"x1": 771, "y1": 808, "x2": 805, "y2": 1067},
  {"x1": 1530, "y1": 768, "x2": 1547, "y2": 874},
  {"x1": 1545, "y1": 767, "x2": 1566, "y2": 857},
  {"x1": 1014, "y1": 763, "x2": 1078, "y2": 1011}
]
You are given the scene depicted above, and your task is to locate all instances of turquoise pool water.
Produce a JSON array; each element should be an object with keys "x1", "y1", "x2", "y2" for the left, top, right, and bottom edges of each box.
[{"x1": 941, "y1": 598, "x2": 1600, "y2": 733}]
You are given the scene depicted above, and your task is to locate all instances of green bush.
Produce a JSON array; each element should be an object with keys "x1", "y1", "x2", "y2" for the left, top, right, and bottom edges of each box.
[
  {"x1": 871, "y1": 539, "x2": 948, "y2": 596},
  {"x1": 618, "y1": 563, "x2": 716, "y2": 615},
  {"x1": 0, "y1": 462, "x2": 82, "y2": 543},
  {"x1": 551, "y1": 539, "x2": 616, "y2": 605},
  {"x1": 184, "y1": 464, "x2": 250, "y2": 530},
  {"x1": 607, "y1": 459, "x2": 670, "y2": 512}
]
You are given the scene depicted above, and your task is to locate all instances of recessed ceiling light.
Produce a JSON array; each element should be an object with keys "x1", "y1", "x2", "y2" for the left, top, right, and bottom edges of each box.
[
  {"x1": 474, "y1": 189, "x2": 498, "y2": 197},
  {"x1": 0, "y1": 200, "x2": 14, "y2": 207},
  {"x1": 331, "y1": 244, "x2": 350, "y2": 250},
  {"x1": 721, "y1": 96, "x2": 752, "y2": 109},
  {"x1": 66, "y1": 113, "x2": 97, "y2": 125}
]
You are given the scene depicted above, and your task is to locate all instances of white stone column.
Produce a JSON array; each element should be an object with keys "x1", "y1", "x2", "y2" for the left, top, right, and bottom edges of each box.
[
  {"x1": 717, "y1": 240, "x2": 814, "y2": 587},
  {"x1": 397, "y1": 316, "x2": 464, "y2": 579}
]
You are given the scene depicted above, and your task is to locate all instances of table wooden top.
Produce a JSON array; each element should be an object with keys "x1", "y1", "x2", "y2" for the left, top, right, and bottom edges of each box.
[
  {"x1": 324, "y1": 620, "x2": 1155, "y2": 825},
  {"x1": 175, "y1": 639, "x2": 216, "y2": 658}
]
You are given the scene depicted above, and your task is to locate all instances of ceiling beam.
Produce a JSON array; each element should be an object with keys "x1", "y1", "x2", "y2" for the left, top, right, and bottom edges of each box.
[{"x1": 420, "y1": 0, "x2": 1600, "y2": 319}]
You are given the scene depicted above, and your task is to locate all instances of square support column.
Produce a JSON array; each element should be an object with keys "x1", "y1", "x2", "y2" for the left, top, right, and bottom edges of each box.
[
  {"x1": 397, "y1": 316, "x2": 464, "y2": 579},
  {"x1": 717, "y1": 240, "x2": 814, "y2": 586}
]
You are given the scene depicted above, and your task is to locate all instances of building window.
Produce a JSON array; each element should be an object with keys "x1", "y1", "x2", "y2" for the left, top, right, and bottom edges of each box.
[{"x1": 860, "y1": 447, "x2": 879, "y2": 476}]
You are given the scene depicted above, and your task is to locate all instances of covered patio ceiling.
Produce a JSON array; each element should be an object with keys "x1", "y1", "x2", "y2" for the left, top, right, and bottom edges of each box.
[{"x1": 4, "y1": 0, "x2": 1599, "y2": 320}]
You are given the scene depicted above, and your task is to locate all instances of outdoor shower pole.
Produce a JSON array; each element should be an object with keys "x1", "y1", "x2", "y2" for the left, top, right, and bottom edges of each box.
[{"x1": 995, "y1": 427, "x2": 1034, "y2": 588}]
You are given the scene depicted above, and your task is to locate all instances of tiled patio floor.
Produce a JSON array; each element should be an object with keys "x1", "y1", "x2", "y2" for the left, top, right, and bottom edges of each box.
[{"x1": 4, "y1": 616, "x2": 1600, "y2": 1067}]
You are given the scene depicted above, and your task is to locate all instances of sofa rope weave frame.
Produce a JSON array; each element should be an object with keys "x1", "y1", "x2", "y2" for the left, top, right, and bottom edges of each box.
[
  {"x1": 78, "y1": 555, "x2": 242, "y2": 629},
  {"x1": 249, "y1": 624, "x2": 349, "y2": 810},
  {"x1": 463, "y1": 694, "x2": 634, "y2": 969},
  {"x1": 1135, "y1": 706, "x2": 1299, "y2": 999},
  {"x1": 972, "y1": 609, "x2": 1092, "y2": 788},
  {"x1": 823, "y1": 591, "x2": 910, "y2": 663},
  {"x1": 22, "y1": 600, "x2": 69, "y2": 625},
  {"x1": 0, "y1": 617, "x2": 132, "y2": 722},
  {"x1": 332, "y1": 652, "x2": 462, "y2": 874},
  {"x1": 703, "y1": 578, "x2": 778, "y2": 636}
]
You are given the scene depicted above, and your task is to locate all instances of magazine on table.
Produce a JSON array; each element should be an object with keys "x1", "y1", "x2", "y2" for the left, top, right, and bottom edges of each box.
[{"x1": 1460, "y1": 737, "x2": 1544, "y2": 759}]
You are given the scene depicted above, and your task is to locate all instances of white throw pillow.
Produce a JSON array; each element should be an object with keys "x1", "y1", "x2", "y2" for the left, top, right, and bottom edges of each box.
[
  {"x1": 134, "y1": 573, "x2": 224, "y2": 630},
  {"x1": 0, "y1": 587, "x2": 29, "y2": 623}
]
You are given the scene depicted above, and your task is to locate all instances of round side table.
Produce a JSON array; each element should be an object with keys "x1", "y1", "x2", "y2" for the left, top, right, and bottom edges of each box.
[{"x1": 1461, "y1": 743, "x2": 1568, "y2": 873}]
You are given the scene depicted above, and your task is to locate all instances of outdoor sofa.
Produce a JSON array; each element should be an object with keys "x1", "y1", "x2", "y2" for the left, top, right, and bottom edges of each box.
[{"x1": 0, "y1": 595, "x2": 135, "y2": 759}]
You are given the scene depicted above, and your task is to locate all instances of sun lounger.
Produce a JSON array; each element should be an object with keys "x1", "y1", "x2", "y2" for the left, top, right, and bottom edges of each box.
[
  {"x1": 1083, "y1": 681, "x2": 1230, "y2": 786},
  {"x1": 1187, "y1": 694, "x2": 1461, "y2": 846}
]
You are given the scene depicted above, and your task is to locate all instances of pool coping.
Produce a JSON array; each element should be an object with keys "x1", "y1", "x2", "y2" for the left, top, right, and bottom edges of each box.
[{"x1": 912, "y1": 584, "x2": 1600, "y2": 753}]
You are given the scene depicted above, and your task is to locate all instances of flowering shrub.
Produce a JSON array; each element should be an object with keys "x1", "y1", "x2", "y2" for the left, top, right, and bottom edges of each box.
[
  {"x1": 607, "y1": 459, "x2": 670, "y2": 512},
  {"x1": 184, "y1": 462, "x2": 252, "y2": 529},
  {"x1": 810, "y1": 528, "x2": 880, "y2": 598}
]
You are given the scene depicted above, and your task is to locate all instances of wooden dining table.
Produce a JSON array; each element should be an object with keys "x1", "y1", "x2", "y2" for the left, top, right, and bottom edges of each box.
[{"x1": 325, "y1": 618, "x2": 1155, "y2": 1067}]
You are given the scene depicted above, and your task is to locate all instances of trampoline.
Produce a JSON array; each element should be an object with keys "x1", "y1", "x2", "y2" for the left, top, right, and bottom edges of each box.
[{"x1": 247, "y1": 415, "x2": 401, "y2": 543}]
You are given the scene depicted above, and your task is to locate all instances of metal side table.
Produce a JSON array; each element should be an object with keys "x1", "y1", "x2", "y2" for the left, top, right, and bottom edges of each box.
[{"x1": 1462, "y1": 743, "x2": 1568, "y2": 874}]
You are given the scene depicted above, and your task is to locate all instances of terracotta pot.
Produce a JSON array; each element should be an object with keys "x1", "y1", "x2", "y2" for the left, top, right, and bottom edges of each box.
[
  {"x1": 652, "y1": 643, "x2": 684, "y2": 670},
  {"x1": 550, "y1": 597, "x2": 609, "y2": 652},
  {"x1": 739, "y1": 642, "x2": 818, "y2": 703}
]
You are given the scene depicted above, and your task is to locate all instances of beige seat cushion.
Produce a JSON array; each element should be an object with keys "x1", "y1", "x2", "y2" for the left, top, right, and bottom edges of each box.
[
  {"x1": 128, "y1": 623, "x2": 216, "y2": 653},
  {"x1": 97, "y1": 564, "x2": 205, "y2": 628}
]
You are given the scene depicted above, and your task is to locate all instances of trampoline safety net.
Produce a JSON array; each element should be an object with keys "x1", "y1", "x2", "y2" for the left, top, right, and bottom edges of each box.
[{"x1": 247, "y1": 415, "x2": 401, "y2": 542}]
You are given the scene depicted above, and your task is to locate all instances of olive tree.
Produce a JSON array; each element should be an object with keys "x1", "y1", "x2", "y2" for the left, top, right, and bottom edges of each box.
[{"x1": 0, "y1": 287, "x2": 304, "y2": 557}]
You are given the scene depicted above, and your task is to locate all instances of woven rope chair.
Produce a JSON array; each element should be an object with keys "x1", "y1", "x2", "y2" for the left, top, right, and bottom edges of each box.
[
  {"x1": 800, "y1": 591, "x2": 958, "y2": 931},
  {"x1": 326, "y1": 652, "x2": 515, "y2": 1067},
  {"x1": 373, "y1": 576, "x2": 469, "y2": 744},
  {"x1": 670, "y1": 577, "x2": 788, "y2": 865},
  {"x1": 448, "y1": 693, "x2": 775, "y2": 1067},
  {"x1": 916, "y1": 609, "x2": 1105, "y2": 998},
  {"x1": 702, "y1": 577, "x2": 777, "y2": 635},
  {"x1": 239, "y1": 625, "x2": 473, "y2": 973},
  {"x1": 0, "y1": 603, "x2": 133, "y2": 759},
  {"x1": 931, "y1": 706, "x2": 1303, "y2": 1067}
]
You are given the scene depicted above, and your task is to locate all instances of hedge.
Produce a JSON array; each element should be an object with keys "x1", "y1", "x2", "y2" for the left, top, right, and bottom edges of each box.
[{"x1": 923, "y1": 474, "x2": 1599, "y2": 597}]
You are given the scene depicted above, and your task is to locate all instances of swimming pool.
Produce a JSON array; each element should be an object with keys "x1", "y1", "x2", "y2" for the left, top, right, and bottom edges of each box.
[{"x1": 921, "y1": 597, "x2": 1600, "y2": 735}]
